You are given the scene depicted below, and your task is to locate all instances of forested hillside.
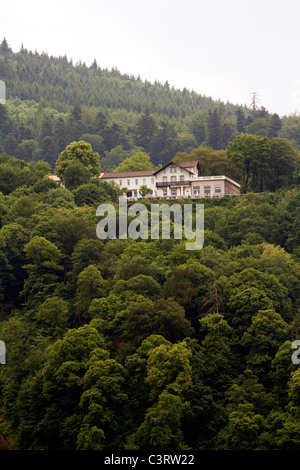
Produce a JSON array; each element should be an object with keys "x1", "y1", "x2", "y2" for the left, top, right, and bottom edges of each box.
[
  {"x1": 1, "y1": 37, "x2": 300, "y2": 451},
  {"x1": 0, "y1": 153, "x2": 300, "y2": 450},
  {"x1": 2, "y1": 37, "x2": 300, "y2": 175}
]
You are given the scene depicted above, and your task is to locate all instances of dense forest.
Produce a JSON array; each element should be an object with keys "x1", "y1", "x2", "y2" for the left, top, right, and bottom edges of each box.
[
  {"x1": 2, "y1": 37, "x2": 300, "y2": 175},
  {"x1": 1, "y1": 38, "x2": 300, "y2": 451}
]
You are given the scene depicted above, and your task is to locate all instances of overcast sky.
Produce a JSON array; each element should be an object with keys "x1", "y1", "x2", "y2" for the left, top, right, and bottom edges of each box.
[{"x1": 2, "y1": 0, "x2": 300, "y2": 116}]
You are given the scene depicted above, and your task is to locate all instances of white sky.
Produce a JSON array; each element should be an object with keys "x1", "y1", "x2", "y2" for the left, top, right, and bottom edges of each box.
[{"x1": 2, "y1": 0, "x2": 300, "y2": 116}]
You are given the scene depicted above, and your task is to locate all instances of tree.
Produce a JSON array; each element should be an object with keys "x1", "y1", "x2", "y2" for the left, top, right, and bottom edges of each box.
[
  {"x1": 0, "y1": 38, "x2": 12, "y2": 55},
  {"x1": 226, "y1": 134, "x2": 271, "y2": 191},
  {"x1": 113, "y1": 275, "x2": 161, "y2": 300},
  {"x1": 36, "y1": 296, "x2": 69, "y2": 338},
  {"x1": 44, "y1": 188, "x2": 74, "y2": 210},
  {"x1": 197, "y1": 313, "x2": 233, "y2": 394},
  {"x1": 0, "y1": 222, "x2": 29, "y2": 303},
  {"x1": 39, "y1": 118, "x2": 58, "y2": 168},
  {"x1": 241, "y1": 309, "x2": 290, "y2": 380},
  {"x1": 188, "y1": 111, "x2": 207, "y2": 146},
  {"x1": 102, "y1": 123, "x2": 130, "y2": 152},
  {"x1": 77, "y1": 355, "x2": 128, "y2": 449},
  {"x1": 38, "y1": 325, "x2": 107, "y2": 449},
  {"x1": 114, "y1": 152, "x2": 154, "y2": 172},
  {"x1": 127, "y1": 341, "x2": 192, "y2": 450},
  {"x1": 139, "y1": 185, "x2": 153, "y2": 197},
  {"x1": 71, "y1": 239, "x2": 105, "y2": 278},
  {"x1": 66, "y1": 104, "x2": 85, "y2": 142},
  {"x1": 207, "y1": 109, "x2": 221, "y2": 150},
  {"x1": 217, "y1": 403, "x2": 266, "y2": 450},
  {"x1": 54, "y1": 209, "x2": 98, "y2": 256},
  {"x1": 79, "y1": 134, "x2": 105, "y2": 156},
  {"x1": 72, "y1": 182, "x2": 110, "y2": 206},
  {"x1": 150, "y1": 122, "x2": 183, "y2": 167},
  {"x1": 134, "y1": 110, "x2": 158, "y2": 153},
  {"x1": 74, "y1": 265, "x2": 108, "y2": 323},
  {"x1": 100, "y1": 145, "x2": 131, "y2": 172},
  {"x1": 225, "y1": 369, "x2": 274, "y2": 416},
  {"x1": 223, "y1": 267, "x2": 293, "y2": 325},
  {"x1": 236, "y1": 106, "x2": 246, "y2": 134},
  {"x1": 21, "y1": 236, "x2": 63, "y2": 309},
  {"x1": 94, "y1": 111, "x2": 108, "y2": 134},
  {"x1": 128, "y1": 390, "x2": 189, "y2": 450},
  {"x1": 122, "y1": 297, "x2": 193, "y2": 346},
  {"x1": 55, "y1": 141, "x2": 101, "y2": 183},
  {"x1": 226, "y1": 286, "x2": 274, "y2": 334},
  {"x1": 16, "y1": 139, "x2": 39, "y2": 162},
  {"x1": 267, "y1": 138, "x2": 299, "y2": 190},
  {"x1": 268, "y1": 113, "x2": 282, "y2": 138}
]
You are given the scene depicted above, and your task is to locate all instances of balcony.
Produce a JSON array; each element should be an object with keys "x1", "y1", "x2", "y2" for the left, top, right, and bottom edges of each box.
[{"x1": 156, "y1": 180, "x2": 191, "y2": 188}]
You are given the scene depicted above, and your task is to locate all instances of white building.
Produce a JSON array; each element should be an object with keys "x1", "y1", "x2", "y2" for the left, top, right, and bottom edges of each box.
[
  {"x1": 100, "y1": 169, "x2": 157, "y2": 199},
  {"x1": 100, "y1": 160, "x2": 240, "y2": 200}
]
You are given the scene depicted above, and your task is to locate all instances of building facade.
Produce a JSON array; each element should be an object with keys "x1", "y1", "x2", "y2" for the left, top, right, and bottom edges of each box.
[{"x1": 100, "y1": 160, "x2": 241, "y2": 200}]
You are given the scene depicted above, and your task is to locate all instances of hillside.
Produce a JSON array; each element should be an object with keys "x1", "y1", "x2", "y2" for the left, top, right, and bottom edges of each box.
[
  {"x1": 4, "y1": 37, "x2": 298, "y2": 172},
  {"x1": 1, "y1": 37, "x2": 300, "y2": 452},
  {"x1": 1, "y1": 153, "x2": 300, "y2": 450}
]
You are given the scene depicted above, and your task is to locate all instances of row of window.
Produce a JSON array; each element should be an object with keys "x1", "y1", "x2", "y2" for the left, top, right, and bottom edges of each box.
[
  {"x1": 119, "y1": 178, "x2": 155, "y2": 187},
  {"x1": 193, "y1": 185, "x2": 222, "y2": 195},
  {"x1": 117, "y1": 179, "x2": 222, "y2": 195},
  {"x1": 162, "y1": 175, "x2": 185, "y2": 182}
]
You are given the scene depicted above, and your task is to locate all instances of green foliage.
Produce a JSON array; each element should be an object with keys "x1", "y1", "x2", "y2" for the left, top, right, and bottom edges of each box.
[
  {"x1": 114, "y1": 152, "x2": 154, "y2": 172},
  {"x1": 226, "y1": 134, "x2": 271, "y2": 191},
  {"x1": 55, "y1": 141, "x2": 101, "y2": 182},
  {"x1": 1, "y1": 72, "x2": 300, "y2": 451}
]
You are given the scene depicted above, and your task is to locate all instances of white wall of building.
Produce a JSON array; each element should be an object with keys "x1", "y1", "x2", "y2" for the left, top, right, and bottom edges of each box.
[
  {"x1": 102, "y1": 174, "x2": 157, "y2": 198},
  {"x1": 154, "y1": 163, "x2": 193, "y2": 198}
]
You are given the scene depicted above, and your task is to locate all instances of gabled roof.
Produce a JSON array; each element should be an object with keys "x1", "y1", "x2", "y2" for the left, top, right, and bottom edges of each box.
[
  {"x1": 101, "y1": 170, "x2": 155, "y2": 179},
  {"x1": 153, "y1": 160, "x2": 199, "y2": 176}
]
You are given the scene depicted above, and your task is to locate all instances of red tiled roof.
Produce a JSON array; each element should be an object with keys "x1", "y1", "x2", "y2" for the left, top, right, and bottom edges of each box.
[{"x1": 101, "y1": 170, "x2": 155, "y2": 179}]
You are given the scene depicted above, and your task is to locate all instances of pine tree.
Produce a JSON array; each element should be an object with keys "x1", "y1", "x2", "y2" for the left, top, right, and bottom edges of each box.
[
  {"x1": 134, "y1": 110, "x2": 158, "y2": 153},
  {"x1": 207, "y1": 109, "x2": 221, "y2": 150},
  {"x1": 269, "y1": 113, "x2": 282, "y2": 138},
  {"x1": 39, "y1": 118, "x2": 58, "y2": 168},
  {"x1": 0, "y1": 38, "x2": 12, "y2": 55},
  {"x1": 236, "y1": 106, "x2": 246, "y2": 134}
]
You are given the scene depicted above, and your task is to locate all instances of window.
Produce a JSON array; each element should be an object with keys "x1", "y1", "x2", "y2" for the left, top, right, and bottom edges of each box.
[
  {"x1": 135, "y1": 179, "x2": 138, "y2": 185},
  {"x1": 170, "y1": 167, "x2": 177, "y2": 173},
  {"x1": 163, "y1": 189, "x2": 168, "y2": 198},
  {"x1": 193, "y1": 186, "x2": 200, "y2": 195},
  {"x1": 151, "y1": 178, "x2": 154, "y2": 185},
  {"x1": 171, "y1": 176, "x2": 176, "y2": 182},
  {"x1": 127, "y1": 180, "x2": 130, "y2": 186},
  {"x1": 171, "y1": 188, "x2": 177, "y2": 197},
  {"x1": 204, "y1": 185, "x2": 211, "y2": 195},
  {"x1": 163, "y1": 176, "x2": 167, "y2": 182},
  {"x1": 214, "y1": 185, "x2": 222, "y2": 194},
  {"x1": 143, "y1": 179, "x2": 146, "y2": 184},
  {"x1": 119, "y1": 180, "x2": 122, "y2": 187},
  {"x1": 180, "y1": 175, "x2": 184, "y2": 181}
]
